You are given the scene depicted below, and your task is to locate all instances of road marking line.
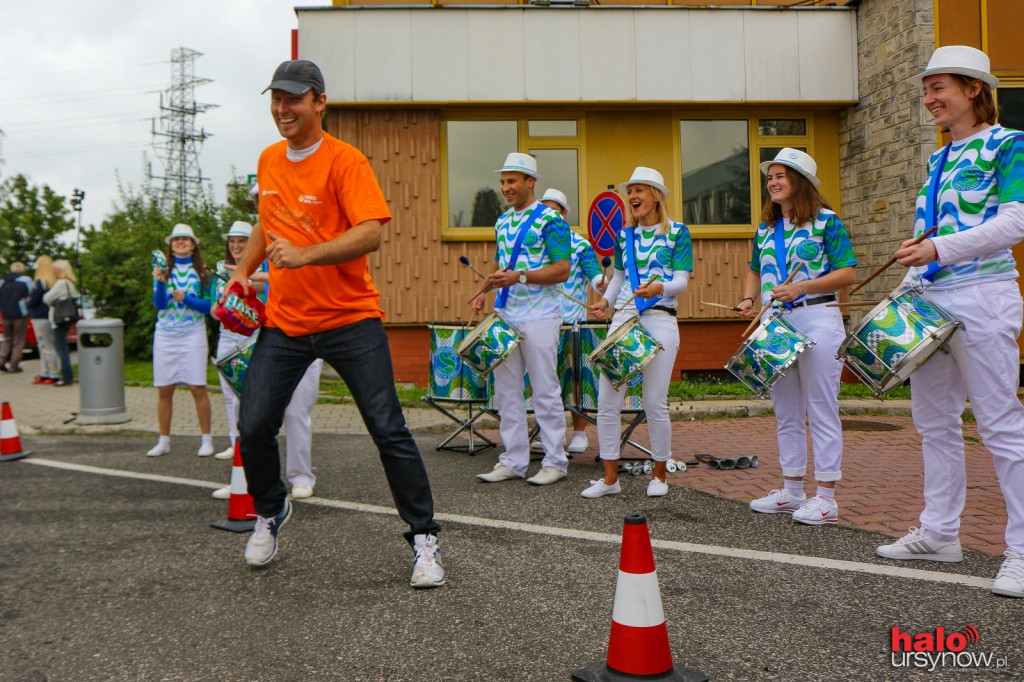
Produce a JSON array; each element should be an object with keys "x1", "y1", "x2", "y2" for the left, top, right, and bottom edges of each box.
[{"x1": 26, "y1": 458, "x2": 993, "y2": 591}]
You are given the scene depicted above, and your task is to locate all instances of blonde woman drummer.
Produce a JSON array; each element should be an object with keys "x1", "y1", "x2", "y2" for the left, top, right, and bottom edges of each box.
[
  {"x1": 878, "y1": 46, "x2": 1024, "y2": 598},
  {"x1": 737, "y1": 149, "x2": 856, "y2": 524},
  {"x1": 584, "y1": 167, "x2": 692, "y2": 499}
]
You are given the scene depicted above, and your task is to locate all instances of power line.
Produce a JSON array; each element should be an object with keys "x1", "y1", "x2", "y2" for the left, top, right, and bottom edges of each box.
[
  {"x1": 3, "y1": 140, "x2": 152, "y2": 160},
  {"x1": 0, "y1": 86, "x2": 166, "y2": 108},
  {"x1": 1, "y1": 113, "x2": 153, "y2": 133}
]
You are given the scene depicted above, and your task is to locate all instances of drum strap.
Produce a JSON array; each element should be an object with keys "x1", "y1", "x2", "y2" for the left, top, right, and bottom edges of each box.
[
  {"x1": 773, "y1": 218, "x2": 798, "y2": 310},
  {"x1": 495, "y1": 204, "x2": 546, "y2": 309},
  {"x1": 921, "y1": 143, "x2": 952, "y2": 283},
  {"x1": 624, "y1": 227, "x2": 659, "y2": 315}
]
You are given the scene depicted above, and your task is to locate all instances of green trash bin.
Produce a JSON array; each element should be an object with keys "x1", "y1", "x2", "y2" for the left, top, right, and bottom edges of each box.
[{"x1": 76, "y1": 318, "x2": 131, "y2": 425}]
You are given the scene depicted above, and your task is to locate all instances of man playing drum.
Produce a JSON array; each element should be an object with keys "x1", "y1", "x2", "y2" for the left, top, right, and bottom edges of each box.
[
  {"x1": 472, "y1": 153, "x2": 571, "y2": 486},
  {"x1": 878, "y1": 46, "x2": 1024, "y2": 599}
]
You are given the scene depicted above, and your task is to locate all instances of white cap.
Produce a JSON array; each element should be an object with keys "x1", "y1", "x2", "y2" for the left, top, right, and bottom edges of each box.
[
  {"x1": 165, "y1": 223, "x2": 200, "y2": 244},
  {"x1": 909, "y1": 45, "x2": 998, "y2": 89},
  {"x1": 224, "y1": 221, "x2": 253, "y2": 240},
  {"x1": 496, "y1": 153, "x2": 539, "y2": 179},
  {"x1": 540, "y1": 188, "x2": 570, "y2": 213},
  {"x1": 759, "y1": 148, "x2": 820, "y2": 188},
  {"x1": 618, "y1": 167, "x2": 669, "y2": 198}
]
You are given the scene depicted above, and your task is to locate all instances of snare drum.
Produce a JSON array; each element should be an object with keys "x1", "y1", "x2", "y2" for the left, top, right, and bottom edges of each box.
[
  {"x1": 577, "y1": 322, "x2": 644, "y2": 412},
  {"x1": 587, "y1": 316, "x2": 663, "y2": 389},
  {"x1": 838, "y1": 283, "x2": 961, "y2": 396},
  {"x1": 485, "y1": 324, "x2": 574, "y2": 412},
  {"x1": 211, "y1": 331, "x2": 259, "y2": 398},
  {"x1": 427, "y1": 323, "x2": 487, "y2": 403},
  {"x1": 726, "y1": 313, "x2": 813, "y2": 399},
  {"x1": 456, "y1": 312, "x2": 522, "y2": 376}
]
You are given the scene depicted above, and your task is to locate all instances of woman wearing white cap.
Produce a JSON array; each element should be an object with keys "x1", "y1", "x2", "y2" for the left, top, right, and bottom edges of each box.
[
  {"x1": 147, "y1": 223, "x2": 215, "y2": 457},
  {"x1": 583, "y1": 167, "x2": 692, "y2": 498},
  {"x1": 737, "y1": 149, "x2": 856, "y2": 524},
  {"x1": 876, "y1": 46, "x2": 1024, "y2": 598},
  {"x1": 210, "y1": 219, "x2": 322, "y2": 500}
]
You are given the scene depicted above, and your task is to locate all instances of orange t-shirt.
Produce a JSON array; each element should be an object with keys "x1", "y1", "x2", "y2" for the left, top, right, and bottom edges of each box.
[{"x1": 257, "y1": 134, "x2": 392, "y2": 336}]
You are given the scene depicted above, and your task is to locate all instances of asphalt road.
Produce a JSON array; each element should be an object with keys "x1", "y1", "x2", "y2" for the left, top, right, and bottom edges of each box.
[{"x1": 3, "y1": 433, "x2": 1021, "y2": 681}]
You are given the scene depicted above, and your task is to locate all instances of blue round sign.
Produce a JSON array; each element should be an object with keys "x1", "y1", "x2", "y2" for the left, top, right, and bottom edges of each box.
[{"x1": 587, "y1": 191, "x2": 626, "y2": 258}]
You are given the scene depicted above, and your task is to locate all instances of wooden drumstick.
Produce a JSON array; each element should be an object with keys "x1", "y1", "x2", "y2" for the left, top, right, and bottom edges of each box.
[
  {"x1": 850, "y1": 225, "x2": 938, "y2": 295},
  {"x1": 599, "y1": 256, "x2": 611, "y2": 287},
  {"x1": 556, "y1": 289, "x2": 590, "y2": 309},
  {"x1": 700, "y1": 301, "x2": 741, "y2": 311},
  {"x1": 467, "y1": 266, "x2": 509, "y2": 304},
  {"x1": 825, "y1": 301, "x2": 882, "y2": 308},
  {"x1": 741, "y1": 263, "x2": 805, "y2": 338},
  {"x1": 614, "y1": 274, "x2": 663, "y2": 315},
  {"x1": 458, "y1": 255, "x2": 486, "y2": 280}
]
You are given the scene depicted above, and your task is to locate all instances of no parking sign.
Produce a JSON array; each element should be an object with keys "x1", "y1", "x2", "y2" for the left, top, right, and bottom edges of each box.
[{"x1": 587, "y1": 191, "x2": 626, "y2": 258}]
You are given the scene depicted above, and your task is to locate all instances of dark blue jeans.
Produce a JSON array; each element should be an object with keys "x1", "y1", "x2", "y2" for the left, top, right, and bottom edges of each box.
[
  {"x1": 53, "y1": 324, "x2": 74, "y2": 383},
  {"x1": 238, "y1": 319, "x2": 440, "y2": 543}
]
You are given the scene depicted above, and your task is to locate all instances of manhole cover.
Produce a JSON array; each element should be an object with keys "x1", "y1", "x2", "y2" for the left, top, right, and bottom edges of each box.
[{"x1": 841, "y1": 419, "x2": 901, "y2": 432}]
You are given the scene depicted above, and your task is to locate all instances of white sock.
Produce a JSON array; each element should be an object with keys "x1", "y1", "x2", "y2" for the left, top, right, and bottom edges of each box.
[
  {"x1": 201, "y1": 434, "x2": 213, "y2": 447},
  {"x1": 156, "y1": 435, "x2": 170, "y2": 448},
  {"x1": 783, "y1": 479, "x2": 804, "y2": 497},
  {"x1": 573, "y1": 430, "x2": 586, "y2": 438},
  {"x1": 816, "y1": 486, "x2": 836, "y2": 501}
]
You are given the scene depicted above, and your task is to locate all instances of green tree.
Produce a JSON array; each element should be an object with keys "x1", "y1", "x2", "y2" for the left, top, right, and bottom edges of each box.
[
  {"x1": 470, "y1": 187, "x2": 505, "y2": 227},
  {"x1": 81, "y1": 178, "x2": 254, "y2": 359},
  {"x1": 0, "y1": 174, "x2": 75, "y2": 266}
]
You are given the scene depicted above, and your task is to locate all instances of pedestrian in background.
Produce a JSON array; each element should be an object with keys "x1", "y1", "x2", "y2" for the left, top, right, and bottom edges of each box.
[{"x1": 27, "y1": 256, "x2": 61, "y2": 384}]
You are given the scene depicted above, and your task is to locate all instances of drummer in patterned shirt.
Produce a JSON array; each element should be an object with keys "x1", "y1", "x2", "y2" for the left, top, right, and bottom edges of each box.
[
  {"x1": 472, "y1": 153, "x2": 571, "y2": 486},
  {"x1": 736, "y1": 149, "x2": 856, "y2": 525}
]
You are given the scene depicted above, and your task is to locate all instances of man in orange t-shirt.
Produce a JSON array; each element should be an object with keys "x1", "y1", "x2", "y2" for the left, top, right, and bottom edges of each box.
[{"x1": 223, "y1": 60, "x2": 444, "y2": 588}]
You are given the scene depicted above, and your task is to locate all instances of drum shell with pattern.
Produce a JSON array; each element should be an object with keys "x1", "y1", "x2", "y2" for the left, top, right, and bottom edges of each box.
[
  {"x1": 211, "y1": 331, "x2": 259, "y2": 398},
  {"x1": 838, "y1": 284, "x2": 961, "y2": 396},
  {"x1": 456, "y1": 312, "x2": 523, "y2": 376},
  {"x1": 485, "y1": 324, "x2": 574, "y2": 412},
  {"x1": 726, "y1": 313, "x2": 813, "y2": 399},
  {"x1": 427, "y1": 323, "x2": 487, "y2": 403},
  {"x1": 577, "y1": 322, "x2": 645, "y2": 411},
  {"x1": 587, "y1": 316, "x2": 663, "y2": 389}
]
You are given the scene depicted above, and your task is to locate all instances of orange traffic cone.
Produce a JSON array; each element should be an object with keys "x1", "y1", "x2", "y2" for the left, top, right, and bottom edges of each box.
[
  {"x1": 210, "y1": 441, "x2": 256, "y2": 532},
  {"x1": 572, "y1": 514, "x2": 707, "y2": 682},
  {"x1": 0, "y1": 402, "x2": 32, "y2": 462}
]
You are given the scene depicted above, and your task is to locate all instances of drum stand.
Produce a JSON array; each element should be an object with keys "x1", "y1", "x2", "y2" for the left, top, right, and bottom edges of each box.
[
  {"x1": 420, "y1": 396, "x2": 496, "y2": 455},
  {"x1": 570, "y1": 406, "x2": 652, "y2": 460}
]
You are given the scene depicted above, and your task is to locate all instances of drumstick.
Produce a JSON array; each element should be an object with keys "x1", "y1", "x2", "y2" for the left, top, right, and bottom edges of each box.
[
  {"x1": 700, "y1": 301, "x2": 741, "y2": 311},
  {"x1": 741, "y1": 263, "x2": 805, "y2": 338},
  {"x1": 458, "y1": 255, "x2": 486, "y2": 280},
  {"x1": 825, "y1": 301, "x2": 882, "y2": 308},
  {"x1": 467, "y1": 265, "x2": 510, "y2": 304},
  {"x1": 599, "y1": 256, "x2": 611, "y2": 287},
  {"x1": 614, "y1": 274, "x2": 663, "y2": 316},
  {"x1": 556, "y1": 289, "x2": 591, "y2": 309},
  {"x1": 850, "y1": 225, "x2": 938, "y2": 295}
]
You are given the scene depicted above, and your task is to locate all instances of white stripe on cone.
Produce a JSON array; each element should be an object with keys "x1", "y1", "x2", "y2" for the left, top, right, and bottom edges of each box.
[
  {"x1": 611, "y1": 570, "x2": 665, "y2": 628},
  {"x1": 1, "y1": 420, "x2": 17, "y2": 439},
  {"x1": 230, "y1": 462, "x2": 248, "y2": 493}
]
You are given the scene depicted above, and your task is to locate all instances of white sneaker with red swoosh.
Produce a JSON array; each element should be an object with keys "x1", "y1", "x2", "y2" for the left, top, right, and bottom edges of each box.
[
  {"x1": 749, "y1": 489, "x2": 806, "y2": 514},
  {"x1": 792, "y1": 495, "x2": 839, "y2": 525}
]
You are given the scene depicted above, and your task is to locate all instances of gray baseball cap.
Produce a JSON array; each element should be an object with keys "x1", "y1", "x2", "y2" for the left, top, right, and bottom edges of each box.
[{"x1": 262, "y1": 60, "x2": 325, "y2": 95}]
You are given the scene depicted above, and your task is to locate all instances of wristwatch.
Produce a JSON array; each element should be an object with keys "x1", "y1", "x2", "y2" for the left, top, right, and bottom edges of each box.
[{"x1": 519, "y1": 271, "x2": 528, "y2": 285}]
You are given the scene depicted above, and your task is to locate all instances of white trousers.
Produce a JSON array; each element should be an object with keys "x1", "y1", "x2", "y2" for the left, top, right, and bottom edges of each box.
[
  {"x1": 769, "y1": 305, "x2": 845, "y2": 481},
  {"x1": 493, "y1": 316, "x2": 568, "y2": 476},
  {"x1": 31, "y1": 318, "x2": 60, "y2": 379},
  {"x1": 218, "y1": 332, "x2": 322, "y2": 486},
  {"x1": 909, "y1": 279, "x2": 1024, "y2": 553},
  {"x1": 597, "y1": 311, "x2": 680, "y2": 462}
]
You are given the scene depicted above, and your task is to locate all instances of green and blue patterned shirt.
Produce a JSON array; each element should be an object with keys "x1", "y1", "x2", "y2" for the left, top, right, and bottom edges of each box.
[
  {"x1": 493, "y1": 202, "x2": 571, "y2": 324},
  {"x1": 560, "y1": 231, "x2": 602, "y2": 322},
  {"x1": 612, "y1": 220, "x2": 693, "y2": 311},
  {"x1": 153, "y1": 256, "x2": 212, "y2": 335}
]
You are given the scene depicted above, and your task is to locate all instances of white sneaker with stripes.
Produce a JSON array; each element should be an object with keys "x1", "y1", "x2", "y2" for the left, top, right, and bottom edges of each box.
[{"x1": 876, "y1": 526, "x2": 963, "y2": 563}]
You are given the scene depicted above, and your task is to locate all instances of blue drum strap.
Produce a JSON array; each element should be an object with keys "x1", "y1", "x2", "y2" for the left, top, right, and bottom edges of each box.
[
  {"x1": 772, "y1": 218, "x2": 799, "y2": 310},
  {"x1": 922, "y1": 143, "x2": 952, "y2": 283},
  {"x1": 625, "y1": 227, "x2": 658, "y2": 315},
  {"x1": 495, "y1": 204, "x2": 545, "y2": 309}
]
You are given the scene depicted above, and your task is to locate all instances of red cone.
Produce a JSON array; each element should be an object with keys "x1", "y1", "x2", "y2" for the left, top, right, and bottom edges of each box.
[
  {"x1": 572, "y1": 514, "x2": 707, "y2": 682},
  {"x1": 0, "y1": 402, "x2": 31, "y2": 462},
  {"x1": 210, "y1": 441, "x2": 256, "y2": 532}
]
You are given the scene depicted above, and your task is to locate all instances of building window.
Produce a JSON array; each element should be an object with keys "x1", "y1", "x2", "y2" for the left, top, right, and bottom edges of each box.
[
  {"x1": 531, "y1": 148, "x2": 579, "y2": 223},
  {"x1": 446, "y1": 120, "x2": 517, "y2": 229},
  {"x1": 758, "y1": 119, "x2": 807, "y2": 136},
  {"x1": 680, "y1": 120, "x2": 751, "y2": 226},
  {"x1": 998, "y1": 87, "x2": 1024, "y2": 131},
  {"x1": 528, "y1": 120, "x2": 578, "y2": 137}
]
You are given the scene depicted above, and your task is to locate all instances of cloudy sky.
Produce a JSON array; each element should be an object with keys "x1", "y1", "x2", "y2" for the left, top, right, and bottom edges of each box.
[{"x1": 0, "y1": 0, "x2": 331, "y2": 232}]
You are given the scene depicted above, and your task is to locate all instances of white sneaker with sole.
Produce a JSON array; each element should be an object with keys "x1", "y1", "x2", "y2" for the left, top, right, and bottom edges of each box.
[
  {"x1": 527, "y1": 466, "x2": 567, "y2": 486},
  {"x1": 530, "y1": 440, "x2": 544, "y2": 452},
  {"x1": 291, "y1": 484, "x2": 313, "y2": 499},
  {"x1": 477, "y1": 462, "x2": 519, "y2": 483},
  {"x1": 410, "y1": 534, "x2": 445, "y2": 589},
  {"x1": 212, "y1": 485, "x2": 231, "y2": 500},
  {"x1": 146, "y1": 442, "x2": 170, "y2": 457},
  {"x1": 197, "y1": 442, "x2": 215, "y2": 457},
  {"x1": 792, "y1": 495, "x2": 838, "y2": 525},
  {"x1": 567, "y1": 433, "x2": 589, "y2": 453},
  {"x1": 646, "y1": 478, "x2": 669, "y2": 497},
  {"x1": 749, "y1": 489, "x2": 806, "y2": 514},
  {"x1": 213, "y1": 446, "x2": 235, "y2": 460},
  {"x1": 581, "y1": 479, "x2": 620, "y2": 498},
  {"x1": 991, "y1": 549, "x2": 1024, "y2": 598},
  {"x1": 244, "y1": 499, "x2": 292, "y2": 567},
  {"x1": 876, "y1": 527, "x2": 963, "y2": 562}
]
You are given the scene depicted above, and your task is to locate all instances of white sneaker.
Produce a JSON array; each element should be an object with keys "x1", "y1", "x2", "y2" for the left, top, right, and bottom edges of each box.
[
  {"x1": 291, "y1": 484, "x2": 314, "y2": 499},
  {"x1": 530, "y1": 440, "x2": 543, "y2": 452},
  {"x1": 212, "y1": 485, "x2": 231, "y2": 500},
  {"x1": 876, "y1": 527, "x2": 963, "y2": 563},
  {"x1": 749, "y1": 489, "x2": 806, "y2": 514},
  {"x1": 197, "y1": 442, "x2": 215, "y2": 457},
  {"x1": 581, "y1": 479, "x2": 620, "y2": 498},
  {"x1": 567, "y1": 433, "x2": 589, "y2": 453},
  {"x1": 146, "y1": 442, "x2": 170, "y2": 457},
  {"x1": 992, "y1": 549, "x2": 1024, "y2": 598},
  {"x1": 213, "y1": 445, "x2": 235, "y2": 460},
  {"x1": 527, "y1": 466, "x2": 567, "y2": 486},
  {"x1": 792, "y1": 495, "x2": 838, "y2": 525},
  {"x1": 646, "y1": 478, "x2": 669, "y2": 497},
  {"x1": 244, "y1": 499, "x2": 292, "y2": 567},
  {"x1": 477, "y1": 462, "x2": 519, "y2": 483},
  {"x1": 410, "y1": 534, "x2": 445, "y2": 589}
]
